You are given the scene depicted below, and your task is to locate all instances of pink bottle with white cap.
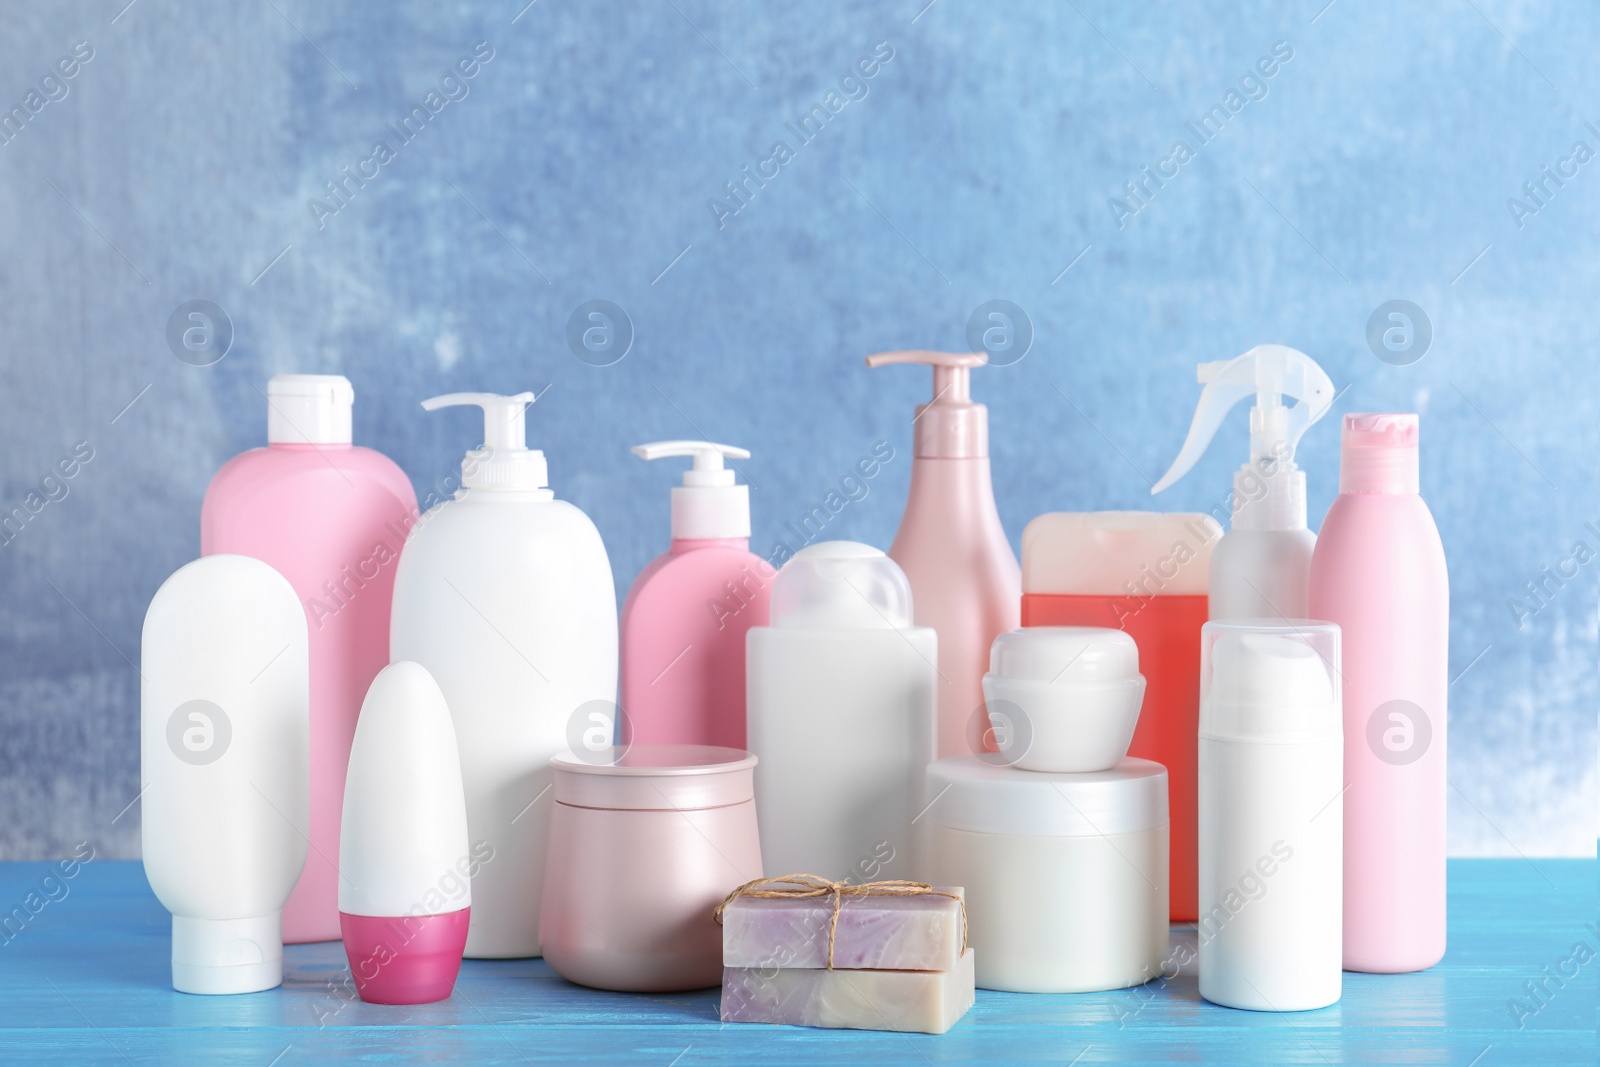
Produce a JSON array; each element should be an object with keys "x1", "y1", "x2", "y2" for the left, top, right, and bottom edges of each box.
[
  {"x1": 865, "y1": 351, "x2": 1020, "y2": 758},
  {"x1": 620, "y1": 441, "x2": 772, "y2": 749},
  {"x1": 202, "y1": 375, "x2": 419, "y2": 943},
  {"x1": 1308, "y1": 413, "x2": 1448, "y2": 972}
]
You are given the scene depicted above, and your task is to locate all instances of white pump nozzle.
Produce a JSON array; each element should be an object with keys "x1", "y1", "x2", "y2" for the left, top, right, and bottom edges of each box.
[
  {"x1": 422, "y1": 391, "x2": 548, "y2": 492},
  {"x1": 632, "y1": 440, "x2": 751, "y2": 540},
  {"x1": 1150, "y1": 345, "x2": 1334, "y2": 531}
]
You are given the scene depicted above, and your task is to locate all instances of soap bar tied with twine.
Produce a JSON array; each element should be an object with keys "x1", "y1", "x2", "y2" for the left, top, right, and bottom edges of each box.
[{"x1": 715, "y1": 874, "x2": 968, "y2": 970}]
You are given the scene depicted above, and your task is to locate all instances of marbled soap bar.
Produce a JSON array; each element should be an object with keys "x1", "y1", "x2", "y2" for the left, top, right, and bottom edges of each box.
[
  {"x1": 721, "y1": 949, "x2": 975, "y2": 1034},
  {"x1": 721, "y1": 887, "x2": 965, "y2": 970}
]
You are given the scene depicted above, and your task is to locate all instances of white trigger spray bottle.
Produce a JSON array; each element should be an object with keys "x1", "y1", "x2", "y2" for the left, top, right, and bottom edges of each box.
[{"x1": 1151, "y1": 346, "x2": 1335, "y2": 620}]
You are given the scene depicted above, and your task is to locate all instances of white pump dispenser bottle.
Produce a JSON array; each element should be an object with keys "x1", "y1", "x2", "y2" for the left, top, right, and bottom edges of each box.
[
  {"x1": 1151, "y1": 346, "x2": 1335, "y2": 620},
  {"x1": 390, "y1": 390, "x2": 618, "y2": 959}
]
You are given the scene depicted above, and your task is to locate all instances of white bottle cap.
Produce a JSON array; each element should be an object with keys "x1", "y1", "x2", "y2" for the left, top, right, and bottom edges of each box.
[
  {"x1": 421, "y1": 391, "x2": 548, "y2": 492},
  {"x1": 267, "y1": 374, "x2": 354, "y2": 445},
  {"x1": 769, "y1": 541, "x2": 913, "y2": 630},
  {"x1": 1200, "y1": 619, "x2": 1342, "y2": 743},
  {"x1": 340, "y1": 662, "x2": 470, "y2": 918},
  {"x1": 987, "y1": 626, "x2": 1140, "y2": 683},
  {"x1": 170, "y1": 913, "x2": 283, "y2": 995},
  {"x1": 630, "y1": 440, "x2": 751, "y2": 539}
]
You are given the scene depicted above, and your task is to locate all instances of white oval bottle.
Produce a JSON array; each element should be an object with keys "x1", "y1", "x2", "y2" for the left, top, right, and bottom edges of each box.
[
  {"x1": 390, "y1": 391, "x2": 617, "y2": 958},
  {"x1": 745, "y1": 541, "x2": 936, "y2": 882},
  {"x1": 141, "y1": 555, "x2": 309, "y2": 994},
  {"x1": 1198, "y1": 619, "x2": 1342, "y2": 1011}
]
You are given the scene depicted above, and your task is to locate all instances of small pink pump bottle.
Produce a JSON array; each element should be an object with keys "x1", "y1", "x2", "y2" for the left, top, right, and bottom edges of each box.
[
  {"x1": 865, "y1": 351, "x2": 1021, "y2": 759},
  {"x1": 1308, "y1": 414, "x2": 1448, "y2": 973},
  {"x1": 620, "y1": 441, "x2": 773, "y2": 749},
  {"x1": 201, "y1": 375, "x2": 418, "y2": 944}
]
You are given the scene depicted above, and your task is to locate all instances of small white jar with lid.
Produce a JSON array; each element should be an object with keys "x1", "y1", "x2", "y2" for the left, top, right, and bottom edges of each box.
[
  {"x1": 981, "y1": 626, "x2": 1146, "y2": 772},
  {"x1": 922, "y1": 755, "x2": 1169, "y2": 993}
]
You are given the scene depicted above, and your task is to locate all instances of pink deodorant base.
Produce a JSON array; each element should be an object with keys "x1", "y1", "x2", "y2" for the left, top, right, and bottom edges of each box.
[{"x1": 340, "y1": 908, "x2": 470, "y2": 1004}]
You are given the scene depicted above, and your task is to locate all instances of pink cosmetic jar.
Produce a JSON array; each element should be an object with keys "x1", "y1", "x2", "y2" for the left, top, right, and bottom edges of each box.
[{"x1": 539, "y1": 744, "x2": 763, "y2": 991}]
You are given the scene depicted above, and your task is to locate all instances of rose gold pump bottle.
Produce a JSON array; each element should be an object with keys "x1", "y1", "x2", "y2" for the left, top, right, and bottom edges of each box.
[{"x1": 865, "y1": 351, "x2": 1021, "y2": 758}]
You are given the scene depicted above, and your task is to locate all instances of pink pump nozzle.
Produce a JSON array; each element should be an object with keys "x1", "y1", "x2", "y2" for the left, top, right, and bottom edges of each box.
[{"x1": 865, "y1": 350, "x2": 989, "y2": 458}]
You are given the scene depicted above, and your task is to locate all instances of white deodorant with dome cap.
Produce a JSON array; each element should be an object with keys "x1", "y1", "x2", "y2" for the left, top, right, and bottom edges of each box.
[
  {"x1": 745, "y1": 541, "x2": 936, "y2": 882},
  {"x1": 1198, "y1": 618, "x2": 1343, "y2": 1012},
  {"x1": 140, "y1": 555, "x2": 309, "y2": 995},
  {"x1": 390, "y1": 390, "x2": 617, "y2": 960}
]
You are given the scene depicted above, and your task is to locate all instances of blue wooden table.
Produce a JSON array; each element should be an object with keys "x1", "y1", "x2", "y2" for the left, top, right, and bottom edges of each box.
[{"x1": 0, "y1": 859, "x2": 1590, "y2": 1064}]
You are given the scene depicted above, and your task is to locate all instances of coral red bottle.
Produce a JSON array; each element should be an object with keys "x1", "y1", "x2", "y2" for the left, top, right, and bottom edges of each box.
[{"x1": 1020, "y1": 511, "x2": 1221, "y2": 922}]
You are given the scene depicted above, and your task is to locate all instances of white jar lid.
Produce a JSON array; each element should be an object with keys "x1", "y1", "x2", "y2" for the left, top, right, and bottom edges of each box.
[
  {"x1": 924, "y1": 756, "x2": 1167, "y2": 838},
  {"x1": 988, "y1": 626, "x2": 1140, "y2": 684}
]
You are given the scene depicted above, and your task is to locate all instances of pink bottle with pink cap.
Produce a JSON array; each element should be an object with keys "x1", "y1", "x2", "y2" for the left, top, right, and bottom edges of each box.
[
  {"x1": 865, "y1": 351, "x2": 1020, "y2": 759},
  {"x1": 1308, "y1": 413, "x2": 1448, "y2": 973},
  {"x1": 201, "y1": 375, "x2": 418, "y2": 944}
]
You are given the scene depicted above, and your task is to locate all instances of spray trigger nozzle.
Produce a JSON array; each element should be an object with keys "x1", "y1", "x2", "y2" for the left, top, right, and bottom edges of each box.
[{"x1": 1151, "y1": 345, "x2": 1334, "y2": 496}]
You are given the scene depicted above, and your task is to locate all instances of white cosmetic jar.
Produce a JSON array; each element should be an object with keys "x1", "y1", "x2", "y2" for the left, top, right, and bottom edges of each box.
[
  {"x1": 923, "y1": 756, "x2": 1169, "y2": 993},
  {"x1": 981, "y1": 627, "x2": 1146, "y2": 773}
]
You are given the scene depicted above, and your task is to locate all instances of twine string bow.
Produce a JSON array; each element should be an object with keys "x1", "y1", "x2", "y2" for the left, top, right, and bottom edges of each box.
[{"x1": 714, "y1": 874, "x2": 968, "y2": 970}]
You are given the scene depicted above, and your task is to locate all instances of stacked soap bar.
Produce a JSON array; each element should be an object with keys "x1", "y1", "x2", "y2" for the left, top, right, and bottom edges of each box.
[{"x1": 720, "y1": 887, "x2": 974, "y2": 1034}]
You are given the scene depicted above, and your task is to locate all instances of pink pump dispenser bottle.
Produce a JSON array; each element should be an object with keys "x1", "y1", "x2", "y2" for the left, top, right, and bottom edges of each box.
[
  {"x1": 620, "y1": 441, "x2": 772, "y2": 749},
  {"x1": 1308, "y1": 414, "x2": 1448, "y2": 973},
  {"x1": 865, "y1": 351, "x2": 1020, "y2": 758},
  {"x1": 201, "y1": 374, "x2": 418, "y2": 944}
]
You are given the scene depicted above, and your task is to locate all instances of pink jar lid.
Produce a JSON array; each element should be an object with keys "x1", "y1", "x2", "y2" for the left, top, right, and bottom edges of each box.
[{"x1": 550, "y1": 744, "x2": 757, "y2": 811}]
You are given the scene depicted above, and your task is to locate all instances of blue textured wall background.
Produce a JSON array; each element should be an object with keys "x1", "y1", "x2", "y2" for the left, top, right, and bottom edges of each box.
[{"x1": 0, "y1": 0, "x2": 1593, "y2": 859}]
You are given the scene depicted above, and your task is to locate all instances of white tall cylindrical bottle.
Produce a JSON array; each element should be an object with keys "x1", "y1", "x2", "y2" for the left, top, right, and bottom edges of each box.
[
  {"x1": 1198, "y1": 619, "x2": 1342, "y2": 1012},
  {"x1": 746, "y1": 541, "x2": 936, "y2": 883},
  {"x1": 141, "y1": 555, "x2": 309, "y2": 995},
  {"x1": 390, "y1": 392, "x2": 617, "y2": 959}
]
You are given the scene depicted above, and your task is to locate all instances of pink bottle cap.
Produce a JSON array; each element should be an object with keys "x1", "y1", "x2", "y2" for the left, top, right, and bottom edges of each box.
[
  {"x1": 1339, "y1": 413, "x2": 1419, "y2": 494},
  {"x1": 340, "y1": 907, "x2": 469, "y2": 1005},
  {"x1": 550, "y1": 744, "x2": 756, "y2": 811}
]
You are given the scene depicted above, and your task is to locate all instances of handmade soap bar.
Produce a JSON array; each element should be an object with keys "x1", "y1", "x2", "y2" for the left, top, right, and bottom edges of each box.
[
  {"x1": 721, "y1": 887, "x2": 965, "y2": 971},
  {"x1": 721, "y1": 949, "x2": 975, "y2": 1034}
]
